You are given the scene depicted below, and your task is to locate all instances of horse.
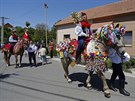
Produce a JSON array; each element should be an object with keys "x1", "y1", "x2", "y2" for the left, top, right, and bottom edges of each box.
[
  {"x1": 84, "y1": 23, "x2": 127, "y2": 97},
  {"x1": 2, "y1": 39, "x2": 28, "y2": 68},
  {"x1": 57, "y1": 38, "x2": 110, "y2": 97}
]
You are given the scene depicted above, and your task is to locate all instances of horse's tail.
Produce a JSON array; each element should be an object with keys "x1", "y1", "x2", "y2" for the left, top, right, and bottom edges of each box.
[
  {"x1": 1, "y1": 47, "x2": 8, "y2": 53},
  {"x1": 3, "y1": 49, "x2": 9, "y2": 65},
  {"x1": 1, "y1": 43, "x2": 11, "y2": 53}
]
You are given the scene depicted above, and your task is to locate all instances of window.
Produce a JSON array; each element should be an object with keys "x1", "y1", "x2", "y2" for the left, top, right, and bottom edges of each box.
[
  {"x1": 124, "y1": 31, "x2": 132, "y2": 46},
  {"x1": 64, "y1": 34, "x2": 70, "y2": 40}
]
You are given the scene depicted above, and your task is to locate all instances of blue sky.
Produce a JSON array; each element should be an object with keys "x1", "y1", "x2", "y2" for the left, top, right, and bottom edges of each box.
[{"x1": 0, "y1": 0, "x2": 120, "y2": 29}]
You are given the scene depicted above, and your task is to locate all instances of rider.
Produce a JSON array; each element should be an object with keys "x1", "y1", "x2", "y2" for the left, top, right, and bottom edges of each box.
[
  {"x1": 75, "y1": 12, "x2": 92, "y2": 63},
  {"x1": 9, "y1": 29, "x2": 19, "y2": 53},
  {"x1": 23, "y1": 29, "x2": 30, "y2": 43}
]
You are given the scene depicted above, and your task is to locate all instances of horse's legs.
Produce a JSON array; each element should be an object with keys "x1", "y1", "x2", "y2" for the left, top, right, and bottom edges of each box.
[
  {"x1": 3, "y1": 52, "x2": 9, "y2": 66},
  {"x1": 86, "y1": 71, "x2": 93, "y2": 89},
  {"x1": 97, "y1": 72, "x2": 111, "y2": 98},
  {"x1": 19, "y1": 55, "x2": 23, "y2": 67},
  {"x1": 61, "y1": 57, "x2": 72, "y2": 83},
  {"x1": 14, "y1": 54, "x2": 18, "y2": 68},
  {"x1": 7, "y1": 54, "x2": 11, "y2": 66}
]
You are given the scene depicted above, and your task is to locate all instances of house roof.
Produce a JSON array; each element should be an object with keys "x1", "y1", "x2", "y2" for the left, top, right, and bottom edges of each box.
[
  {"x1": 55, "y1": 0, "x2": 135, "y2": 26},
  {"x1": 4, "y1": 23, "x2": 13, "y2": 28}
]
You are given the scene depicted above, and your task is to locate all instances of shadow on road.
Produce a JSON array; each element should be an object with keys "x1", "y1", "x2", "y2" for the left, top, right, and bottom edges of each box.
[
  {"x1": 69, "y1": 72, "x2": 109, "y2": 91},
  {"x1": 0, "y1": 73, "x2": 19, "y2": 80}
]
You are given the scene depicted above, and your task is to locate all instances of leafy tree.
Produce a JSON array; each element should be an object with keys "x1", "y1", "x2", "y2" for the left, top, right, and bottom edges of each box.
[
  {"x1": 15, "y1": 26, "x2": 24, "y2": 38},
  {"x1": 3, "y1": 27, "x2": 11, "y2": 42},
  {"x1": 48, "y1": 25, "x2": 57, "y2": 42},
  {"x1": 25, "y1": 21, "x2": 30, "y2": 28},
  {"x1": 33, "y1": 23, "x2": 48, "y2": 42}
]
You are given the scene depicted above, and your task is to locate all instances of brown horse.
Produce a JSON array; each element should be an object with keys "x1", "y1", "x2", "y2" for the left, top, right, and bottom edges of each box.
[
  {"x1": 57, "y1": 23, "x2": 126, "y2": 98},
  {"x1": 58, "y1": 38, "x2": 110, "y2": 97},
  {"x1": 2, "y1": 39, "x2": 28, "y2": 68}
]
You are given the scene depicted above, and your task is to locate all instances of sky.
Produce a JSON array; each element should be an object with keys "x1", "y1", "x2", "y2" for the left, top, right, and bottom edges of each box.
[{"x1": 0, "y1": 0, "x2": 121, "y2": 29}]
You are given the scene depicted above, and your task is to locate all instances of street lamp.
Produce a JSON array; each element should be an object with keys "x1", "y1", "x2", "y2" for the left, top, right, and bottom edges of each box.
[
  {"x1": 44, "y1": 3, "x2": 48, "y2": 46},
  {"x1": 0, "y1": 17, "x2": 9, "y2": 46}
]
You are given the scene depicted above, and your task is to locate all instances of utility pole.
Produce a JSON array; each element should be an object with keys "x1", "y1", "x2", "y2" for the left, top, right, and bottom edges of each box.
[
  {"x1": 44, "y1": 3, "x2": 48, "y2": 46},
  {"x1": 0, "y1": 16, "x2": 9, "y2": 46}
]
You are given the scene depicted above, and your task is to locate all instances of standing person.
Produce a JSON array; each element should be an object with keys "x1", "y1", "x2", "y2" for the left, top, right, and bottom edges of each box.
[
  {"x1": 38, "y1": 44, "x2": 47, "y2": 65},
  {"x1": 74, "y1": 12, "x2": 92, "y2": 63},
  {"x1": 9, "y1": 29, "x2": 19, "y2": 53},
  {"x1": 27, "y1": 41, "x2": 38, "y2": 67},
  {"x1": 49, "y1": 41, "x2": 54, "y2": 58},
  {"x1": 36, "y1": 42, "x2": 41, "y2": 50},
  {"x1": 108, "y1": 47, "x2": 130, "y2": 96}
]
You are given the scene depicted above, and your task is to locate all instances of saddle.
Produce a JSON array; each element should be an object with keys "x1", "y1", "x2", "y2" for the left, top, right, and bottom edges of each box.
[
  {"x1": 69, "y1": 38, "x2": 91, "y2": 62},
  {"x1": 2, "y1": 43, "x2": 14, "y2": 53}
]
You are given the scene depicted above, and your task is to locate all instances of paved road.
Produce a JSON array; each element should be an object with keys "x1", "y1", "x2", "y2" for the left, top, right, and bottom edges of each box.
[{"x1": 0, "y1": 52, "x2": 135, "y2": 101}]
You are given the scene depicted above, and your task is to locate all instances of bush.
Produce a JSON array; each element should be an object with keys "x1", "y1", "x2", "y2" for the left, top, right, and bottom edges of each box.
[
  {"x1": 123, "y1": 58, "x2": 135, "y2": 69},
  {"x1": 106, "y1": 58, "x2": 135, "y2": 73},
  {"x1": 106, "y1": 58, "x2": 112, "y2": 69},
  {"x1": 53, "y1": 49, "x2": 57, "y2": 56}
]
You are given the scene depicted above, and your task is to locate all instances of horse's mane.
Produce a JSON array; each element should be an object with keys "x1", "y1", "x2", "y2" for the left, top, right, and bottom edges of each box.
[{"x1": 95, "y1": 23, "x2": 126, "y2": 46}]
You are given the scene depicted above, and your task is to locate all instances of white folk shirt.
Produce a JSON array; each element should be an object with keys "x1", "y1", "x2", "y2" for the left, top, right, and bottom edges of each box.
[
  {"x1": 9, "y1": 35, "x2": 18, "y2": 42},
  {"x1": 75, "y1": 24, "x2": 88, "y2": 37},
  {"x1": 27, "y1": 44, "x2": 37, "y2": 53}
]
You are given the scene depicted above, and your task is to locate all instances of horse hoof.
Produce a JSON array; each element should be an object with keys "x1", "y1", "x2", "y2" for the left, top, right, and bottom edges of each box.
[
  {"x1": 104, "y1": 93, "x2": 111, "y2": 98},
  {"x1": 86, "y1": 83, "x2": 92, "y2": 89},
  {"x1": 67, "y1": 79, "x2": 72, "y2": 83},
  {"x1": 14, "y1": 66, "x2": 18, "y2": 68},
  {"x1": 6, "y1": 64, "x2": 10, "y2": 67},
  {"x1": 64, "y1": 74, "x2": 72, "y2": 83}
]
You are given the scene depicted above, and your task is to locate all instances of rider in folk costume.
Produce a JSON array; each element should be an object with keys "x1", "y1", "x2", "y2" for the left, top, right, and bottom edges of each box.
[
  {"x1": 23, "y1": 29, "x2": 30, "y2": 43},
  {"x1": 9, "y1": 29, "x2": 19, "y2": 53},
  {"x1": 73, "y1": 12, "x2": 92, "y2": 63}
]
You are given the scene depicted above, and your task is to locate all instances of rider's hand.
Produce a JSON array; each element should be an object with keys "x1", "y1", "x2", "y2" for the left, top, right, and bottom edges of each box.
[{"x1": 85, "y1": 34, "x2": 89, "y2": 37}]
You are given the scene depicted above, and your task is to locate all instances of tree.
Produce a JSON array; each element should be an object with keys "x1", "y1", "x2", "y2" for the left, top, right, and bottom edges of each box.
[
  {"x1": 25, "y1": 21, "x2": 30, "y2": 28},
  {"x1": 33, "y1": 23, "x2": 48, "y2": 42},
  {"x1": 15, "y1": 26, "x2": 24, "y2": 38},
  {"x1": 48, "y1": 25, "x2": 57, "y2": 42}
]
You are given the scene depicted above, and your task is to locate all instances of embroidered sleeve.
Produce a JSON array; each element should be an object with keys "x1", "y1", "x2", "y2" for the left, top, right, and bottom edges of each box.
[{"x1": 75, "y1": 25, "x2": 87, "y2": 36}]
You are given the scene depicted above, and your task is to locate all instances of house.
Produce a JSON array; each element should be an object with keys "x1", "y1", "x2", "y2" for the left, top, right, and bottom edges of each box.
[
  {"x1": 55, "y1": 0, "x2": 135, "y2": 56},
  {"x1": 4, "y1": 23, "x2": 13, "y2": 29}
]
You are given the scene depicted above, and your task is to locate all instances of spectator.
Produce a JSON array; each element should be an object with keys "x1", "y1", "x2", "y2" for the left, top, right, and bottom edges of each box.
[
  {"x1": 27, "y1": 41, "x2": 38, "y2": 67},
  {"x1": 38, "y1": 44, "x2": 47, "y2": 65},
  {"x1": 108, "y1": 47, "x2": 130, "y2": 96},
  {"x1": 49, "y1": 41, "x2": 54, "y2": 58}
]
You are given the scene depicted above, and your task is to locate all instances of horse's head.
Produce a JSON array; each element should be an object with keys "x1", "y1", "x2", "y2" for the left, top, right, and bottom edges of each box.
[
  {"x1": 113, "y1": 24, "x2": 126, "y2": 56},
  {"x1": 95, "y1": 23, "x2": 126, "y2": 56},
  {"x1": 22, "y1": 39, "x2": 29, "y2": 50}
]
